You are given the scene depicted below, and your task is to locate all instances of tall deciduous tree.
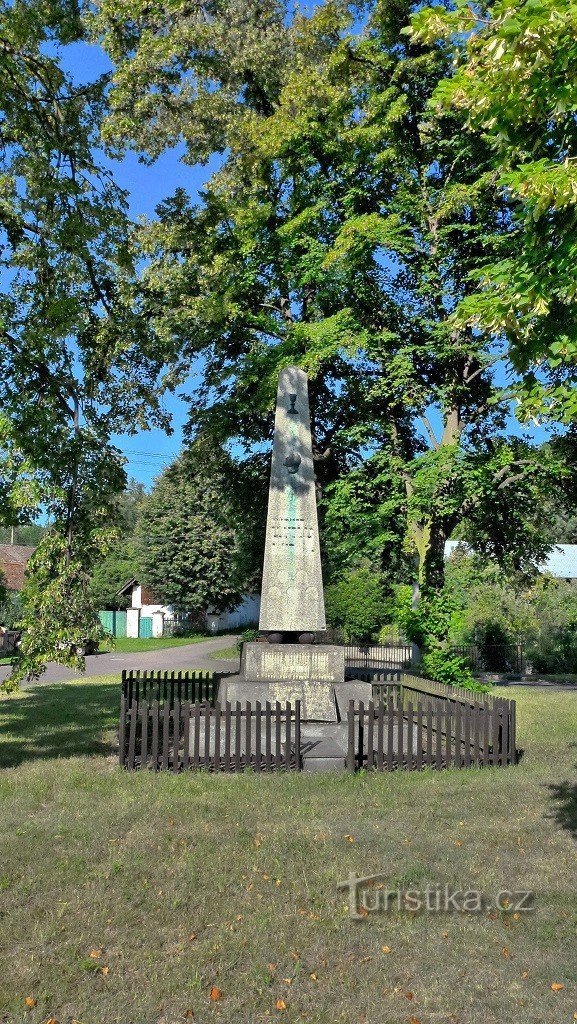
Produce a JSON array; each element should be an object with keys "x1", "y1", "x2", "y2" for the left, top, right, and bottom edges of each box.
[
  {"x1": 0, "y1": 1, "x2": 172, "y2": 680},
  {"x1": 96, "y1": 0, "x2": 559, "y2": 600},
  {"x1": 137, "y1": 442, "x2": 264, "y2": 614},
  {"x1": 410, "y1": 0, "x2": 577, "y2": 422}
]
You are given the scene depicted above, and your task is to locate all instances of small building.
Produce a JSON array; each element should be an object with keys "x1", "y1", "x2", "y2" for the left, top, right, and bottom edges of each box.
[
  {"x1": 102, "y1": 578, "x2": 260, "y2": 638},
  {"x1": 0, "y1": 545, "x2": 35, "y2": 591}
]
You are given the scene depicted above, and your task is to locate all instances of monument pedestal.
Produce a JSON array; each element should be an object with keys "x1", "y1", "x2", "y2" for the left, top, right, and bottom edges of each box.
[
  {"x1": 218, "y1": 642, "x2": 345, "y2": 722},
  {"x1": 218, "y1": 643, "x2": 374, "y2": 727}
]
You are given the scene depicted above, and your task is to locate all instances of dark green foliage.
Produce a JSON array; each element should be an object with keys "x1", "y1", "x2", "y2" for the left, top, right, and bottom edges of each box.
[
  {"x1": 0, "y1": 590, "x2": 22, "y2": 630},
  {"x1": 88, "y1": 539, "x2": 139, "y2": 610},
  {"x1": 137, "y1": 442, "x2": 261, "y2": 614},
  {"x1": 0, "y1": 525, "x2": 45, "y2": 546},
  {"x1": 325, "y1": 568, "x2": 388, "y2": 643}
]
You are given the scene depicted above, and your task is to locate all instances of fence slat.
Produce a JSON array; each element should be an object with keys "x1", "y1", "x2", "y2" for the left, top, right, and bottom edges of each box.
[
  {"x1": 234, "y1": 702, "x2": 242, "y2": 772},
  {"x1": 397, "y1": 700, "x2": 404, "y2": 769},
  {"x1": 245, "y1": 702, "x2": 252, "y2": 770},
  {"x1": 119, "y1": 693, "x2": 127, "y2": 767},
  {"x1": 192, "y1": 703, "x2": 200, "y2": 770},
  {"x1": 386, "y1": 697, "x2": 394, "y2": 771},
  {"x1": 275, "y1": 701, "x2": 282, "y2": 769},
  {"x1": 347, "y1": 700, "x2": 356, "y2": 771},
  {"x1": 127, "y1": 700, "x2": 137, "y2": 769},
  {"x1": 463, "y1": 703, "x2": 471, "y2": 768},
  {"x1": 151, "y1": 700, "x2": 159, "y2": 770},
  {"x1": 367, "y1": 700, "x2": 375, "y2": 771},
  {"x1": 224, "y1": 702, "x2": 231, "y2": 772},
  {"x1": 406, "y1": 702, "x2": 413, "y2": 770},
  {"x1": 255, "y1": 701, "x2": 262, "y2": 772},
  {"x1": 265, "y1": 702, "x2": 272, "y2": 771},
  {"x1": 295, "y1": 701, "x2": 301, "y2": 770},
  {"x1": 214, "y1": 701, "x2": 221, "y2": 771},
  {"x1": 203, "y1": 702, "x2": 211, "y2": 769},
  {"x1": 141, "y1": 699, "x2": 149, "y2": 769},
  {"x1": 285, "y1": 702, "x2": 292, "y2": 770},
  {"x1": 415, "y1": 704, "x2": 423, "y2": 770},
  {"x1": 377, "y1": 701, "x2": 384, "y2": 769},
  {"x1": 172, "y1": 699, "x2": 180, "y2": 773},
  {"x1": 182, "y1": 701, "x2": 190, "y2": 771}
]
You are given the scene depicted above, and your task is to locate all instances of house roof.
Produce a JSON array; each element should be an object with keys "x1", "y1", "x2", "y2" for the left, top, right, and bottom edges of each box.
[
  {"x1": 444, "y1": 541, "x2": 577, "y2": 579},
  {"x1": 117, "y1": 576, "x2": 138, "y2": 596},
  {"x1": 0, "y1": 545, "x2": 35, "y2": 591}
]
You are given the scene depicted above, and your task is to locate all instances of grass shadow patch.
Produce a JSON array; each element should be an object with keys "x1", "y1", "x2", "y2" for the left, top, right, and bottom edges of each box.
[{"x1": 0, "y1": 676, "x2": 120, "y2": 768}]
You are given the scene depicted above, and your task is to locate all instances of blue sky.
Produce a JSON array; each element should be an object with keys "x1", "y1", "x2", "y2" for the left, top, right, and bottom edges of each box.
[
  {"x1": 59, "y1": 41, "x2": 215, "y2": 486},
  {"x1": 57, "y1": 39, "x2": 551, "y2": 489}
]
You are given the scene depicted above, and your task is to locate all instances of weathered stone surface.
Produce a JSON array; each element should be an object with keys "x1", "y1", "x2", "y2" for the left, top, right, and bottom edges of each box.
[
  {"x1": 242, "y1": 642, "x2": 344, "y2": 684},
  {"x1": 259, "y1": 366, "x2": 325, "y2": 633},
  {"x1": 219, "y1": 677, "x2": 338, "y2": 722},
  {"x1": 333, "y1": 681, "x2": 374, "y2": 718},
  {"x1": 300, "y1": 722, "x2": 349, "y2": 757}
]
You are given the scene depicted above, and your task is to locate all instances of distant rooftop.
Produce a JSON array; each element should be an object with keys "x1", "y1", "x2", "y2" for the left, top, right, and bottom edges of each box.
[
  {"x1": 444, "y1": 541, "x2": 577, "y2": 580},
  {"x1": 0, "y1": 544, "x2": 35, "y2": 591}
]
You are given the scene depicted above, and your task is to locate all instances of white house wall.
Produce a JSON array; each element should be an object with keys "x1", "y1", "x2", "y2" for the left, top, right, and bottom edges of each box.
[{"x1": 205, "y1": 594, "x2": 261, "y2": 633}]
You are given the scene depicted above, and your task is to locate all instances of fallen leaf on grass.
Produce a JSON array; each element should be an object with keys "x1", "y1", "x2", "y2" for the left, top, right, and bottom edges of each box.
[
  {"x1": 409, "y1": 1017, "x2": 422, "y2": 1024},
  {"x1": 405, "y1": 991, "x2": 414, "y2": 1000},
  {"x1": 100, "y1": 966, "x2": 109, "y2": 976},
  {"x1": 24, "y1": 998, "x2": 36, "y2": 1008},
  {"x1": 344, "y1": 835, "x2": 355, "y2": 843},
  {"x1": 521, "y1": 971, "x2": 529, "y2": 979},
  {"x1": 267, "y1": 963, "x2": 277, "y2": 973},
  {"x1": 188, "y1": 933, "x2": 196, "y2": 941},
  {"x1": 184, "y1": 1012, "x2": 194, "y2": 1019},
  {"x1": 440, "y1": 932, "x2": 448, "y2": 939},
  {"x1": 310, "y1": 973, "x2": 318, "y2": 981},
  {"x1": 501, "y1": 947, "x2": 511, "y2": 959},
  {"x1": 455, "y1": 840, "x2": 463, "y2": 848},
  {"x1": 275, "y1": 999, "x2": 287, "y2": 1011},
  {"x1": 551, "y1": 983, "x2": 564, "y2": 992},
  {"x1": 210, "y1": 987, "x2": 222, "y2": 1002},
  {"x1": 89, "y1": 949, "x2": 101, "y2": 959},
  {"x1": 381, "y1": 945, "x2": 392, "y2": 954}
]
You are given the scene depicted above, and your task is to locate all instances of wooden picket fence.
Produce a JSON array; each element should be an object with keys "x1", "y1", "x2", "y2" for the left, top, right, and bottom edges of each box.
[
  {"x1": 121, "y1": 669, "x2": 219, "y2": 706},
  {"x1": 346, "y1": 692, "x2": 516, "y2": 771},
  {"x1": 118, "y1": 668, "x2": 516, "y2": 774},
  {"x1": 119, "y1": 697, "x2": 301, "y2": 772}
]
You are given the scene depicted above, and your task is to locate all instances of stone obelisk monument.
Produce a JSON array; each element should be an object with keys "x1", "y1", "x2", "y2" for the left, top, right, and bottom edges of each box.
[
  {"x1": 259, "y1": 365, "x2": 326, "y2": 639},
  {"x1": 221, "y1": 366, "x2": 346, "y2": 722}
]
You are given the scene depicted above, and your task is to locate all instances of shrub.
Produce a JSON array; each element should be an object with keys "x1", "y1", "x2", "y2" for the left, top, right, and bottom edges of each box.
[
  {"x1": 237, "y1": 628, "x2": 259, "y2": 653},
  {"x1": 325, "y1": 568, "x2": 388, "y2": 643},
  {"x1": 421, "y1": 646, "x2": 488, "y2": 691}
]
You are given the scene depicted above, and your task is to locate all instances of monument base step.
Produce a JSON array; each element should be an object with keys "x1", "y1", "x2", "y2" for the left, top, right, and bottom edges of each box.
[
  {"x1": 300, "y1": 722, "x2": 348, "y2": 771},
  {"x1": 218, "y1": 677, "x2": 338, "y2": 722}
]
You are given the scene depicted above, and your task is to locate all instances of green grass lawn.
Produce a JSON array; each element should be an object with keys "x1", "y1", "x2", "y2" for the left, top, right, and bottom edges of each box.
[
  {"x1": 99, "y1": 634, "x2": 210, "y2": 653},
  {"x1": 0, "y1": 680, "x2": 576, "y2": 1024},
  {"x1": 209, "y1": 644, "x2": 240, "y2": 660}
]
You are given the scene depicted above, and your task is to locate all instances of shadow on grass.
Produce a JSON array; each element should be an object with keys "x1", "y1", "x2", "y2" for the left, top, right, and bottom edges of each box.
[
  {"x1": 0, "y1": 680, "x2": 120, "y2": 769},
  {"x1": 547, "y1": 743, "x2": 577, "y2": 838}
]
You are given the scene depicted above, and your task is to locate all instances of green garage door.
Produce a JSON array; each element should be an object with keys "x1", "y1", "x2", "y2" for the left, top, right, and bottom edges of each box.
[
  {"x1": 115, "y1": 610, "x2": 127, "y2": 637},
  {"x1": 139, "y1": 616, "x2": 153, "y2": 639},
  {"x1": 98, "y1": 610, "x2": 127, "y2": 637}
]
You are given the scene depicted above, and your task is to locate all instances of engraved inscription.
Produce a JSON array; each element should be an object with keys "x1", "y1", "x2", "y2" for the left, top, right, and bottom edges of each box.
[
  {"x1": 255, "y1": 650, "x2": 331, "y2": 681},
  {"x1": 270, "y1": 515, "x2": 315, "y2": 549}
]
